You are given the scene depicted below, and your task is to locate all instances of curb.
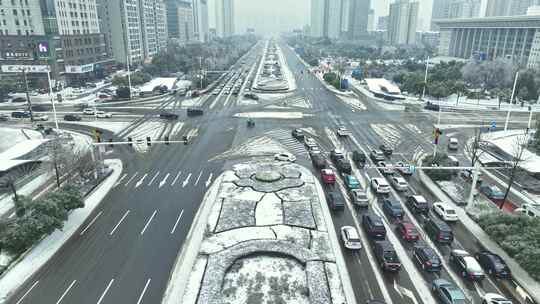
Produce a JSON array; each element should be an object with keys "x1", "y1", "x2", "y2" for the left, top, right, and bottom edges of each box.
[{"x1": 0, "y1": 159, "x2": 123, "y2": 304}]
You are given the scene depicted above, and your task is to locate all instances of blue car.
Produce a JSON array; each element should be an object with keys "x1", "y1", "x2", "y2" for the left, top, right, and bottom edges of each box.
[
  {"x1": 432, "y1": 279, "x2": 469, "y2": 304},
  {"x1": 382, "y1": 199, "x2": 404, "y2": 219},
  {"x1": 345, "y1": 175, "x2": 360, "y2": 190},
  {"x1": 480, "y1": 185, "x2": 505, "y2": 201}
]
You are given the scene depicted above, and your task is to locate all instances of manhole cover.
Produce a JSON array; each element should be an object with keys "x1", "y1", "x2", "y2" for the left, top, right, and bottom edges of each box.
[{"x1": 254, "y1": 170, "x2": 282, "y2": 182}]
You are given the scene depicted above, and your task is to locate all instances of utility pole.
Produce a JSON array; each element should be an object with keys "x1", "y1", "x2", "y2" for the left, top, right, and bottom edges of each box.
[
  {"x1": 47, "y1": 70, "x2": 59, "y2": 130},
  {"x1": 421, "y1": 56, "x2": 429, "y2": 100},
  {"x1": 433, "y1": 107, "x2": 442, "y2": 159},
  {"x1": 199, "y1": 56, "x2": 203, "y2": 89},
  {"x1": 505, "y1": 71, "x2": 519, "y2": 131},
  {"x1": 466, "y1": 160, "x2": 481, "y2": 209},
  {"x1": 22, "y1": 68, "x2": 34, "y2": 123},
  {"x1": 126, "y1": 55, "x2": 132, "y2": 100}
]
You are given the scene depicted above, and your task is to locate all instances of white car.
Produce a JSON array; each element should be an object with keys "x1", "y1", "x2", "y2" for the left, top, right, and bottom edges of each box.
[
  {"x1": 82, "y1": 108, "x2": 95, "y2": 115},
  {"x1": 371, "y1": 178, "x2": 390, "y2": 194},
  {"x1": 274, "y1": 153, "x2": 296, "y2": 162},
  {"x1": 304, "y1": 137, "x2": 317, "y2": 148},
  {"x1": 33, "y1": 115, "x2": 49, "y2": 121},
  {"x1": 482, "y1": 293, "x2": 512, "y2": 304},
  {"x1": 336, "y1": 126, "x2": 351, "y2": 137},
  {"x1": 432, "y1": 202, "x2": 459, "y2": 222},
  {"x1": 390, "y1": 176, "x2": 408, "y2": 191},
  {"x1": 340, "y1": 226, "x2": 362, "y2": 250},
  {"x1": 95, "y1": 111, "x2": 112, "y2": 118}
]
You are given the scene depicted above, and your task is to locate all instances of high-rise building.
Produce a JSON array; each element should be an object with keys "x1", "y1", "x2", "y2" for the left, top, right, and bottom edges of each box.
[
  {"x1": 0, "y1": 0, "x2": 112, "y2": 84},
  {"x1": 310, "y1": 0, "x2": 326, "y2": 37},
  {"x1": 166, "y1": 0, "x2": 195, "y2": 44},
  {"x1": 192, "y1": 0, "x2": 209, "y2": 42},
  {"x1": 215, "y1": 0, "x2": 234, "y2": 37},
  {"x1": 431, "y1": 0, "x2": 481, "y2": 30},
  {"x1": 348, "y1": 0, "x2": 370, "y2": 39},
  {"x1": 327, "y1": 0, "x2": 343, "y2": 38},
  {"x1": 310, "y1": 0, "x2": 366, "y2": 39},
  {"x1": 367, "y1": 9, "x2": 375, "y2": 31},
  {"x1": 485, "y1": 0, "x2": 540, "y2": 16},
  {"x1": 388, "y1": 0, "x2": 419, "y2": 45},
  {"x1": 377, "y1": 15, "x2": 389, "y2": 30}
]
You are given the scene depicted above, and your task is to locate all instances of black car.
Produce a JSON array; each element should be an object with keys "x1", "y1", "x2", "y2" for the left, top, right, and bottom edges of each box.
[
  {"x1": 352, "y1": 150, "x2": 366, "y2": 166},
  {"x1": 11, "y1": 111, "x2": 30, "y2": 118},
  {"x1": 187, "y1": 108, "x2": 204, "y2": 116},
  {"x1": 413, "y1": 243, "x2": 442, "y2": 272},
  {"x1": 424, "y1": 217, "x2": 453, "y2": 244},
  {"x1": 326, "y1": 192, "x2": 345, "y2": 210},
  {"x1": 475, "y1": 251, "x2": 511, "y2": 278},
  {"x1": 362, "y1": 213, "x2": 386, "y2": 240},
  {"x1": 311, "y1": 153, "x2": 326, "y2": 169},
  {"x1": 11, "y1": 97, "x2": 26, "y2": 103},
  {"x1": 63, "y1": 114, "x2": 82, "y2": 121},
  {"x1": 424, "y1": 102, "x2": 440, "y2": 111},
  {"x1": 292, "y1": 128, "x2": 304, "y2": 140},
  {"x1": 382, "y1": 199, "x2": 404, "y2": 219},
  {"x1": 373, "y1": 241, "x2": 401, "y2": 272},
  {"x1": 159, "y1": 112, "x2": 179, "y2": 120},
  {"x1": 406, "y1": 195, "x2": 429, "y2": 214},
  {"x1": 336, "y1": 159, "x2": 352, "y2": 174},
  {"x1": 379, "y1": 144, "x2": 393, "y2": 156}
]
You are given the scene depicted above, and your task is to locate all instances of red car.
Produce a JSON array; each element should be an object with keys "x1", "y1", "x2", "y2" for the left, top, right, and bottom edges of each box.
[
  {"x1": 396, "y1": 222, "x2": 420, "y2": 242},
  {"x1": 321, "y1": 168, "x2": 336, "y2": 185}
]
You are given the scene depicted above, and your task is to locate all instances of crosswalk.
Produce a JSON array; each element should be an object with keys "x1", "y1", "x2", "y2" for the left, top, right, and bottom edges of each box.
[
  {"x1": 265, "y1": 129, "x2": 308, "y2": 156},
  {"x1": 114, "y1": 169, "x2": 213, "y2": 190},
  {"x1": 282, "y1": 95, "x2": 312, "y2": 109}
]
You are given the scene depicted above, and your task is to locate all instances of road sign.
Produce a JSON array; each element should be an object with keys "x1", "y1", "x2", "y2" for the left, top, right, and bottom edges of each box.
[
  {"x1": 409, "y1": 165, "x2": 416, "y2": 173},
  {"x1": 490, "y1": 121, "x2": 496, "y2": 130}
]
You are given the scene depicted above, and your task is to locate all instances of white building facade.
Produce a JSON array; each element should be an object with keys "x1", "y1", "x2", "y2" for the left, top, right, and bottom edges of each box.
[
  {"x1": 388, "y1": 0, "x2": 419, "y2": 45},
  {"x1": 215, "y1": 0, "x2": 234, "y2": 37}
]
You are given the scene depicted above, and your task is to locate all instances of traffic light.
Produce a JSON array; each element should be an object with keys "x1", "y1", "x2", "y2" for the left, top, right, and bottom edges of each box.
[
  {"x1": 128, "y1": 137, "x2": 133, "y2": 147},
  {"x1": 183, "y1": 135, "x2": 188, "y2": 145},
  {"x1": 164, "y1": 136, "x2": 169, "y2": 145},
  {"x1": 108, "y1": 138, "x2": 113, "y2": 148},
  {"x1": 146, "y1": 136, "x2": 151, "y2": 146},
  {"x1": 93, "y1": 129, "x2": 102, "y2": 143}
]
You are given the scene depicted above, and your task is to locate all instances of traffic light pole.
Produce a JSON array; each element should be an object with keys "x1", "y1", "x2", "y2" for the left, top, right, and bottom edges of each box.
[
  {"x1": 433, "y1": 107, "x2": 442, "y2": 160},
  {"x1": 22, "y1": 69, "x2": 35, "y2": 123}
]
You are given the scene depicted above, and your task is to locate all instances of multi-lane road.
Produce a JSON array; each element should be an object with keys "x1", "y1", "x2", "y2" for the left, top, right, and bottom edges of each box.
[{"x1": 4, "y1": 38, "x2": 530, "y2": 304}]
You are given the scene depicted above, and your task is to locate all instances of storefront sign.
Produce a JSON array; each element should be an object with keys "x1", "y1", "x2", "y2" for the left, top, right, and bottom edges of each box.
[
  {"x1": 65, "y1": 64, "x2": 94, "y2": 74},
  {"x1": 1, "y1": 65, "x2": 50, "y2": 73}
]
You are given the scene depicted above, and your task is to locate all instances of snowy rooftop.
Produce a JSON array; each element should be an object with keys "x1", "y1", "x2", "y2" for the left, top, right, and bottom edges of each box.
[
  {"x1": 176, "y1": 162, "x2": 350, "y2": 304},
  {"x1": 484, "y1": 130, "x2": 540, "y2": 173},
  {"x1": 0, "y1": 127, "x2": 42, "y2": 153},
  {"x1": 0, "y1": 139, "x2": 49, "y2": 161},
  {"x1": 365, "y1": 78, "x2": 404, "y2": 97},
  {"x1": 139, "y1": 77, "x2": 177, "y2": 92}
]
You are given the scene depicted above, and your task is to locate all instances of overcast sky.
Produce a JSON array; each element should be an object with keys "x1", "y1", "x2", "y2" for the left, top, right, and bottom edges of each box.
[{"x1": 209, "y1": 0, "x2": 433, "y2": 35}]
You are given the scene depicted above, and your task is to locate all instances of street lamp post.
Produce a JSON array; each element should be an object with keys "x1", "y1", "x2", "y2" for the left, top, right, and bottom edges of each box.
[
  {"x1": 504, "y1": 71, "x2": 520, "y2": 131},
  {"x1": 46, "y1": 71, "x2": 60, "y2": 130},
  {"x1": 421, "y1": 56, "x2": 429, "y2": 100},
  {"x1": 22, "y1": 68, "x2": 35, "y2": 123},
  {"x1": 126, "y1": 55, "x2": 132, "y2": 100}
]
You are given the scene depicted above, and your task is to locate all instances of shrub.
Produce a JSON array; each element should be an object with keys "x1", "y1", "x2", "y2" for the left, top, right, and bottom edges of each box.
[{"x1": 423, "y1": 153, "x2": 453, "y2": 181}]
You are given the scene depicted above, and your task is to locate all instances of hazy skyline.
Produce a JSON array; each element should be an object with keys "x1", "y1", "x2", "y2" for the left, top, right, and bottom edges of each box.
[{"x1": 209, "y1": 0, "x2": 433, "y2": 35}]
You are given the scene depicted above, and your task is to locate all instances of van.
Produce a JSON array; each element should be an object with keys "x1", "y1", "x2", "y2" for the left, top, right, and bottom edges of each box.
[
  {"x1": 424, "y1": 217, "x2": 454, "y2": 244},
  {"x1": 448, "y1": 138, "x2": 459, "y2": 150},
  {"x1": 373, "y1": 241, "x2": 401, "y2": 272}
]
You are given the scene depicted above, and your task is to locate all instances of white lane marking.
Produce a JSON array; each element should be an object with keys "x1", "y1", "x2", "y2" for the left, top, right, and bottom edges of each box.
[
  {"x1": 171, "y1": 170, "x2": 182, "y2": 186},
  {"x1": 170, "y1": 209, "x2": 184, "y2": 234},
  {"x1": 159, "y1": 173, "x2": 170, "y2": 188},
  {"x1": 205, "y1": 173, "x2": 213, "y2": 187},
  {"x1": 109, "y1": 210, "x2": 130, "y2": 235},
  {"x1": 96, "y1": 279, "x2": 114, "y2": 304},
  {"x1": 114, "y1": 173, "x2": 128, "y2": 187},
  {"x1": 16, "y1": 280, "x2": 39, "y2": 304},
  {"x1": 135, "y1": 173, "x2": 148, "y2": 188},
  {"x1": 124, "y1": 172, "x2": 139, "y2": 186},
  {"x1": 136, "y1": 278, "x2": 152, "y2": 304},
  {"x1": 55, "y1": 280, "x2": 77, "y2": 304},
  {"x1": 80, "y1": 211, "x2": 103, "y2": 236},
  {"x1": 194, "y1": 170, "x2": 203, "y2": 186},
  {"x1": 147, "y1": 171, "x2": 160, "y2": 186},
  {"x1": 393, "y1": 280, "x2": 404, "y2": 299},
  {"x1": 182, "y1": 173, "x2": 192, "y2": 188},
  {"x1": 8, "y1": 212, "x2": 15, "y2": 218},
  {"x1": 140, "y1": 210, "x2": 157, "y2": 235}
]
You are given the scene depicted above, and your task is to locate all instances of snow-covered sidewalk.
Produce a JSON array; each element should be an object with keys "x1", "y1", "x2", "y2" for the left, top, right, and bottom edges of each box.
[{"x1": 0, "y1": 159, "x2": 123, "y2": 304}]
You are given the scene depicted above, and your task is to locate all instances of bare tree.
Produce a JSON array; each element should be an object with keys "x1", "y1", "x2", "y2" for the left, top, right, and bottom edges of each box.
[
  {"x1": 466, "y1": 128, "x2": 483, "y2": 167},
  {"x1": 500, "y1": 134, "x2": 529, "y2": 209},
  {"x1": 47, "y1": 136, "x2": 96, "y2": 187}
]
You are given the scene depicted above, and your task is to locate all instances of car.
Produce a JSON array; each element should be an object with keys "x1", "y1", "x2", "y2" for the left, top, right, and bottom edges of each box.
[
  {"x1": 274, "y1": 153, "x2": 296, "y2": 162},
  {"x1": 352, "y1": 150, "x2": 366, "y2": 166},
  {"x1": 326, "y1": 192, "x2": 345, "y2": 210},
  {"x1": 425, "y1": 102, "x2": 441, "y2": 111},
  {"x1": 396, "y1": 221, "x2": 419, "y2": 242},
  {"x1": 311, "y1": 154, "x2": 326, "y2": 169},
  {"x1": 308, "y1": 145, "x2": 321, "y2": 154},
  {"x1": 450, "y1": 249, "x2": 485, "y2": 281},
  {"x1": 460, "y1": 169, "x2": 483, "y2": 185},
  {"x1": 395, "y1": 161, "x2": 414, "y2": 175},
  {"x1": 370, "y1": 149, "x2": 385, "y2": 161},
  {"x1": 382, "y1": 199, "x2": 404, "y2": 219},
  {"x1": 187, "y1": 108, "x2": 204, "y2": 116},
  {"x1": 336, "y1": 159, "x2": 352, "y2": 174},
  {"x1": 448, "y1": 137, "x2": 459, "y2": 150},
  {"x1": 244, "y1": 93, "x2": 259, "y2": 100},
  {"x1": 482, "y1": 293, "x2": 513, "y2": 304},
  {"x1": 341, "y1": 226, "x2": 362, "y2": 250},
  {"x1": 406, "y1": 195, "x2": 429, "y2": 214},
  {"x1": 304, "y1": 137, "x2": 317, "y2": 148},
  {"x1": 321, "y1": 168, "x2": 336, "y2": 185},
  {"x1": 377, "y1": 161, "x2": 394, "y2": 175},
  {"x1": 475, "y1": 251, "x2": 511, "y2": 278},
  {"x1": 11, "y1": 97, "x2": 27, "y2": 103},
  {"x1": 431, "y1": 279, "x2": 469, "y2": 304},
  {"x1": 330, "y1": 148, "x2": 346, "y2": 162},
  {"x1": 480, "y1": 184, "x2": 505, "y2": 201},
  {"x1": 371, "y1": 178, "x2": 390, "y2": 194},
  {"x1": 337, "y1": 126, "x2": 351, "y2": 137},
  {"x1": 379, "y1": 144, "x2": 393, "y2": 156},
  {"x1": 390, "y1": 176, "x2": 408, "y2": 191},
  {"x1": 33, "y1": 114, "x2": 49, "y2": 121},
  {"x1": 11, "y1": 111, "x2": 30, "y2": 118},
  {"x1": 82, "y1": 108, "x2": 95, "y2": 115},
  {"x1": 160, "y1": 112, "x2": 179, "y2": 120},
  {"x1": 292, "y1": 128, "x2": 305, "y2": 140},
  {"x1": 362, "y1": 213, "x2": 386, "y2": 240},
  {"x1": 63, "y1": 114, "x2": 82, "y2": 121},
  {"x1": 349, "y1": 188, "x2": 369, "y2": 207},
  {"x1": 96, "y1": 111, "x2": 112, "y2": 118},
  {"x1": 413, "y1": 242, "x2": 442, "y2": 272},
  {"x1": 425, "y1": 217, "x2": 454, "y2": 244},
  {"x1": 212, "y1": 90, "x2": 219, "y2": 95},
  {"x1": 344, "y1": 175, "x2": 360, "y2": 190},
  {"x1": 373, "y1": 241, "x2": 401, "y2": 272},
  {"x1": 432, "y1": 202, "x2": 459, "y2": 222}
]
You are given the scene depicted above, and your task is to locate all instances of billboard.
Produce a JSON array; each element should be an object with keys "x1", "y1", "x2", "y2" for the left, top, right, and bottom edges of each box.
[
  {"x1": 1, "y1": 65, "x2": 50, "y2": 73},
  {"x1": 37, "y1": 41, "x2": 50, "y2": 57},
  {"x1": 65, "y1": 64, "x2": 94, "y2": 74}
]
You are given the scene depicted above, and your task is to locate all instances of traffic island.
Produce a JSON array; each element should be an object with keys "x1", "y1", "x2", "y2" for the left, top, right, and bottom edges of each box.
[{"x1": 163, "y1": 161, "x2": 354, "y2": 304}]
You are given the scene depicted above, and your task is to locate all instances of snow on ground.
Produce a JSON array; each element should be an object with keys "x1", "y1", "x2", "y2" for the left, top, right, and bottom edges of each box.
[
  {"x1": 60, "y1": 121, "x2": 132, "y2": 134},
  {"x1": 200, "y1": 227, "x2": 276, "y2": 254},
  {"x1": 212, "y1": 136, "x2": 289, "y2": 161},
  {"x1": 140, "y1": 77, "x2": 177, "y2": 93},
  {"x1": 0, "y1": 139, "x2": 49, "y2": 160},
  {"x1": 169, "y1": 122, "x2": 184, "y2": 138},
  {"x1": 264, "y1": 105, "x2": 293, "y2": 110},
  {"x1": 255, "y1": 193, "x2": 283, "y2": 226},
  {"x1": 437, "y1": 181, "x2": 466, "y2": 203},
  {"x1": 0, "y1": 251, "x2": 13, "y2": 268},
  {"x1": 123, "y1": 121, "x2": 165, "y2": 153},
  {"x1": 336, "y1": 95, "x2": 366, "y2": 111},
  {"x1": 325, "y1": 263, "x2": 346, "y2": 304},
  {"x1": 483, "y1": 130, "x2": 540, "y2": 173},
  {"x1": 258, "y1": 92, "x2": 294, "y2": 102},
  {"x1": 182, "y1": 257, "x2": 208, "y2": 304},
  {"x1": 370, "y1": 124, "x2": 402, "y2": 148},
  {"x1": 0, "y1": 172, "x2": 51, "y2": 218},
  {"x1": 180, "y1": 97, "x2": 204, "y2": 108},
  {"x1": 234, "y1": 112, "x2": 305, "y2": 119},
  {"x1": 404, "y1": 124, "x2": 423, "y2": 135},
  {"x1": 276, "y1": 45, "x2": 297, "y2": 92},
  {"x1": 61, "y1": 130, "x2": 92, "y2": 155},
  {"x1": 0, "y1": 127, "x2": 43, "y2": 153},
  {"x1": 237, "y1": 98, "x2": 258, "y2": 106}
]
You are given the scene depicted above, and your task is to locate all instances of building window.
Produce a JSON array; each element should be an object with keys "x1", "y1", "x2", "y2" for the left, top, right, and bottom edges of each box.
[
  {"x1": 17, "y1": 29, "x2": 21, "y2": 35},
  {"x1": 12, "y1": 9, "x2": 17, "y2": 16},
  {"x1": 14, "y1": 19, "x2": 19, "y2": 25}
]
